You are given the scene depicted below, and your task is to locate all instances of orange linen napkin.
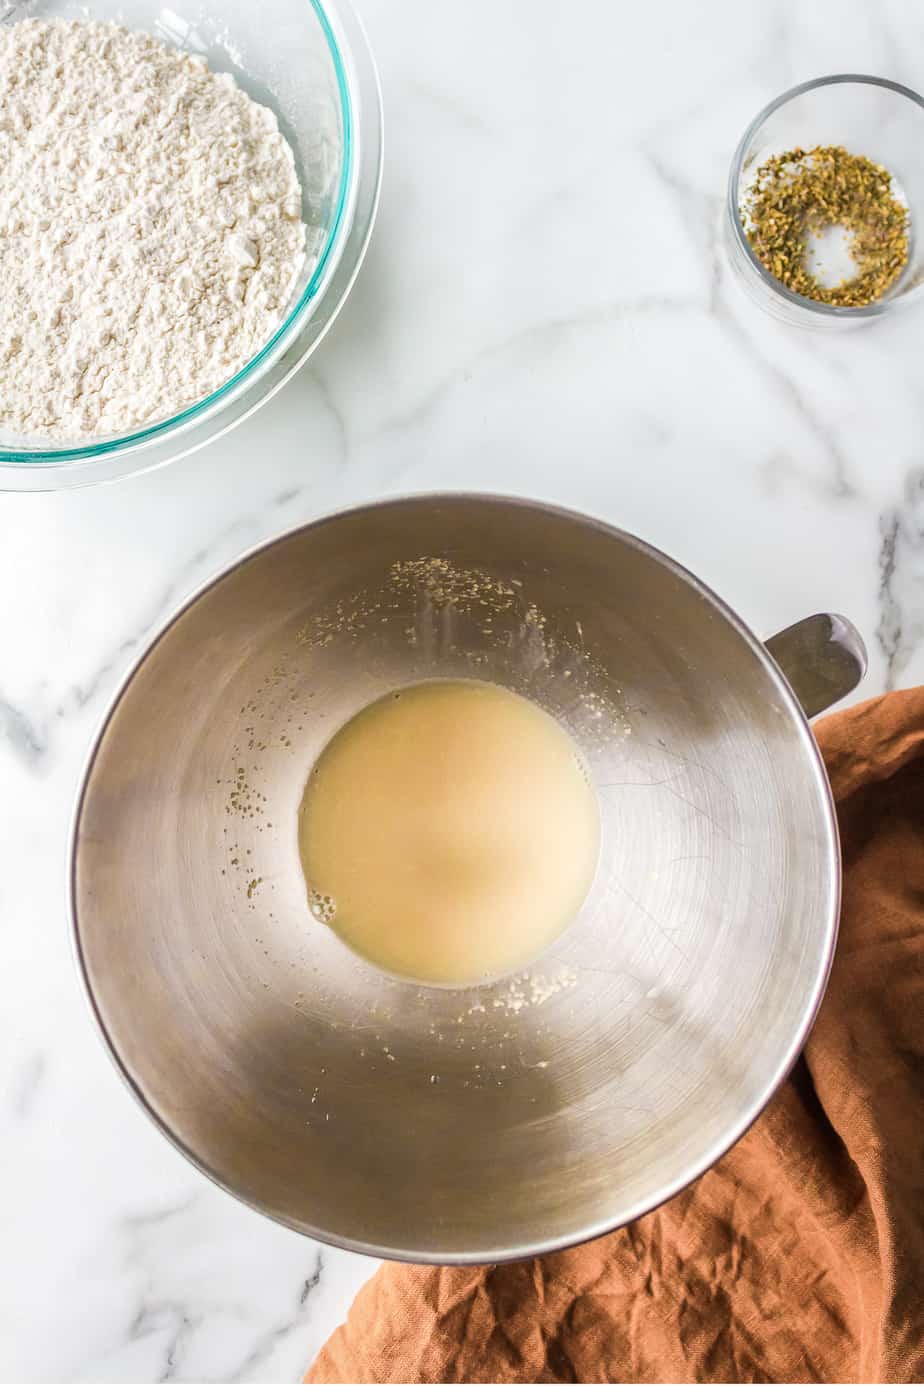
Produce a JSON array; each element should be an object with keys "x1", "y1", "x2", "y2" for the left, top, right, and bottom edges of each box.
[{"x1": 308, "y1": 689, "x2": 924, "y2": 1384}]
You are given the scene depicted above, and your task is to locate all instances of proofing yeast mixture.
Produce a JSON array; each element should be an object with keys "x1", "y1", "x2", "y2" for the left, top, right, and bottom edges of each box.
[{"x1": 0, "y1": 19, "x2": 306, "y2": 440}]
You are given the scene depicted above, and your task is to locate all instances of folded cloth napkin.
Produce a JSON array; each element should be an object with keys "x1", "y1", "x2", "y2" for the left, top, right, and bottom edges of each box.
[{"x1": 308, "y1": 689, "x2": 924, "y2": 1384}]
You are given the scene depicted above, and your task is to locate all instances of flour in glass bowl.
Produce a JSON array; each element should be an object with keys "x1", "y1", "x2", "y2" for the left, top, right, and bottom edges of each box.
[{"x1": 0, "y1": 19, "x2": 308, "y2": 440}]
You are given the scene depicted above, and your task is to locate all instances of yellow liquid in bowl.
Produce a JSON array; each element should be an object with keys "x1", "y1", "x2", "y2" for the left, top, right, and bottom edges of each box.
[{"x1": 298, "y1": 680, "x2": 600, "y2": 985}]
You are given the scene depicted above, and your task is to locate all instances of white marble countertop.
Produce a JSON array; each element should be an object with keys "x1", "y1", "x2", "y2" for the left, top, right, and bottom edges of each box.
[{"x1": 3, "y1": 0, "x2": 924, "y2": 1380}]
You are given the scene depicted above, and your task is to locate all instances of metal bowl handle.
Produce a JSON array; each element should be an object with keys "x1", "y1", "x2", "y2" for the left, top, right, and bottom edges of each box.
[{"x1": 765, "y1": 614, "x2": 868, "y2": 719}]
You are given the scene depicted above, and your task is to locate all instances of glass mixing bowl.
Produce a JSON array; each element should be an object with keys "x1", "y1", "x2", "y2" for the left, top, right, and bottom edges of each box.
[
  {"x1": 0, "y1": 0, "x2": 382, "y2": 489},
  {"x1": 726, "y1": 76, "x2": 924, "y2": 328}
]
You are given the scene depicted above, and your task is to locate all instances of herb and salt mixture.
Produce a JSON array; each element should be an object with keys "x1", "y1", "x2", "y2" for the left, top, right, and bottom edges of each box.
[{"x1": 741, "y1": 144, "x2": 909, "y2": 307}]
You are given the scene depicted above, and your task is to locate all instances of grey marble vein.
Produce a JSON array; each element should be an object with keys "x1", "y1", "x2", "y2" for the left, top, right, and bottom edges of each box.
[
  {"x1": 877, "y1": 509, "x2": 901, "y2": 689},
  {"x1": 8, "y1": 1050, "x2": 46, "y2": 1119},
  {"x1": 400, "y1": 76, "x2": 495, "y2": 136},
  {"x1": 373, "y1": 296, "x2": 707, "y2": 444},
  {"x1": 229, "y1": 1250, "x2": 324, "y2": 1383},
  {"x1": 645, "y1": 149, "x2": 856, "y2": 501},
  {"x1": 720, "y1": 310, "x2": 855, "y2": 501},
  {"x1": 0, "y1": 692, "x2": 46, "y2": 769},
  {"x1": 128, "y1": 1301, "x2": 199, "y2": 1385},
  {"x1": 877, "y1": 468, "x2": 924, "y2": 691},
  {"x1": 34, "y1": 514, "x2": 257, "y2": 761},
  {"x1": 121, "y1": 1194, "x2": 201, "y2": 1234},
  {"x1": 96, "y1": 1195, "x2": 334, "y2": 1384},
  {"x1": 307, "y1": 368, "x2": 350, "y2": 470}
]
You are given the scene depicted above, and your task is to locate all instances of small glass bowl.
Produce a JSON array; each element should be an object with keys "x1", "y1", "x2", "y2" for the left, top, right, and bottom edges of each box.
[
  {"x1": 726, "y1": 75, "x2": 924, "y2": 328},
  {"x1": 0, "y1": 0, "x2": 382, "y2": 490}
]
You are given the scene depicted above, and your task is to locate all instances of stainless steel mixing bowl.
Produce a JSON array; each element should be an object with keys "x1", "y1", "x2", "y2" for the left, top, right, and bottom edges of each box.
[{"x1": 71, "y1": 495, "x2": 866, "y2": 1261}]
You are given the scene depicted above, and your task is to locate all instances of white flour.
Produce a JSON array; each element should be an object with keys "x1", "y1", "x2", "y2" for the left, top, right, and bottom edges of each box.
[{"x1": 0, "y1": 19, "x2": 307, "y2": 440}]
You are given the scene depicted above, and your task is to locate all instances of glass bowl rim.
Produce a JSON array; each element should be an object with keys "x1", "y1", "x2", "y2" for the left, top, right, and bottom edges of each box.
[
  {"x1": 0, "y1": 0, "x2": 356, "y2": 467},
  {"x1": 727, "y1": 72, "x2": 924, "y2": 320}
]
